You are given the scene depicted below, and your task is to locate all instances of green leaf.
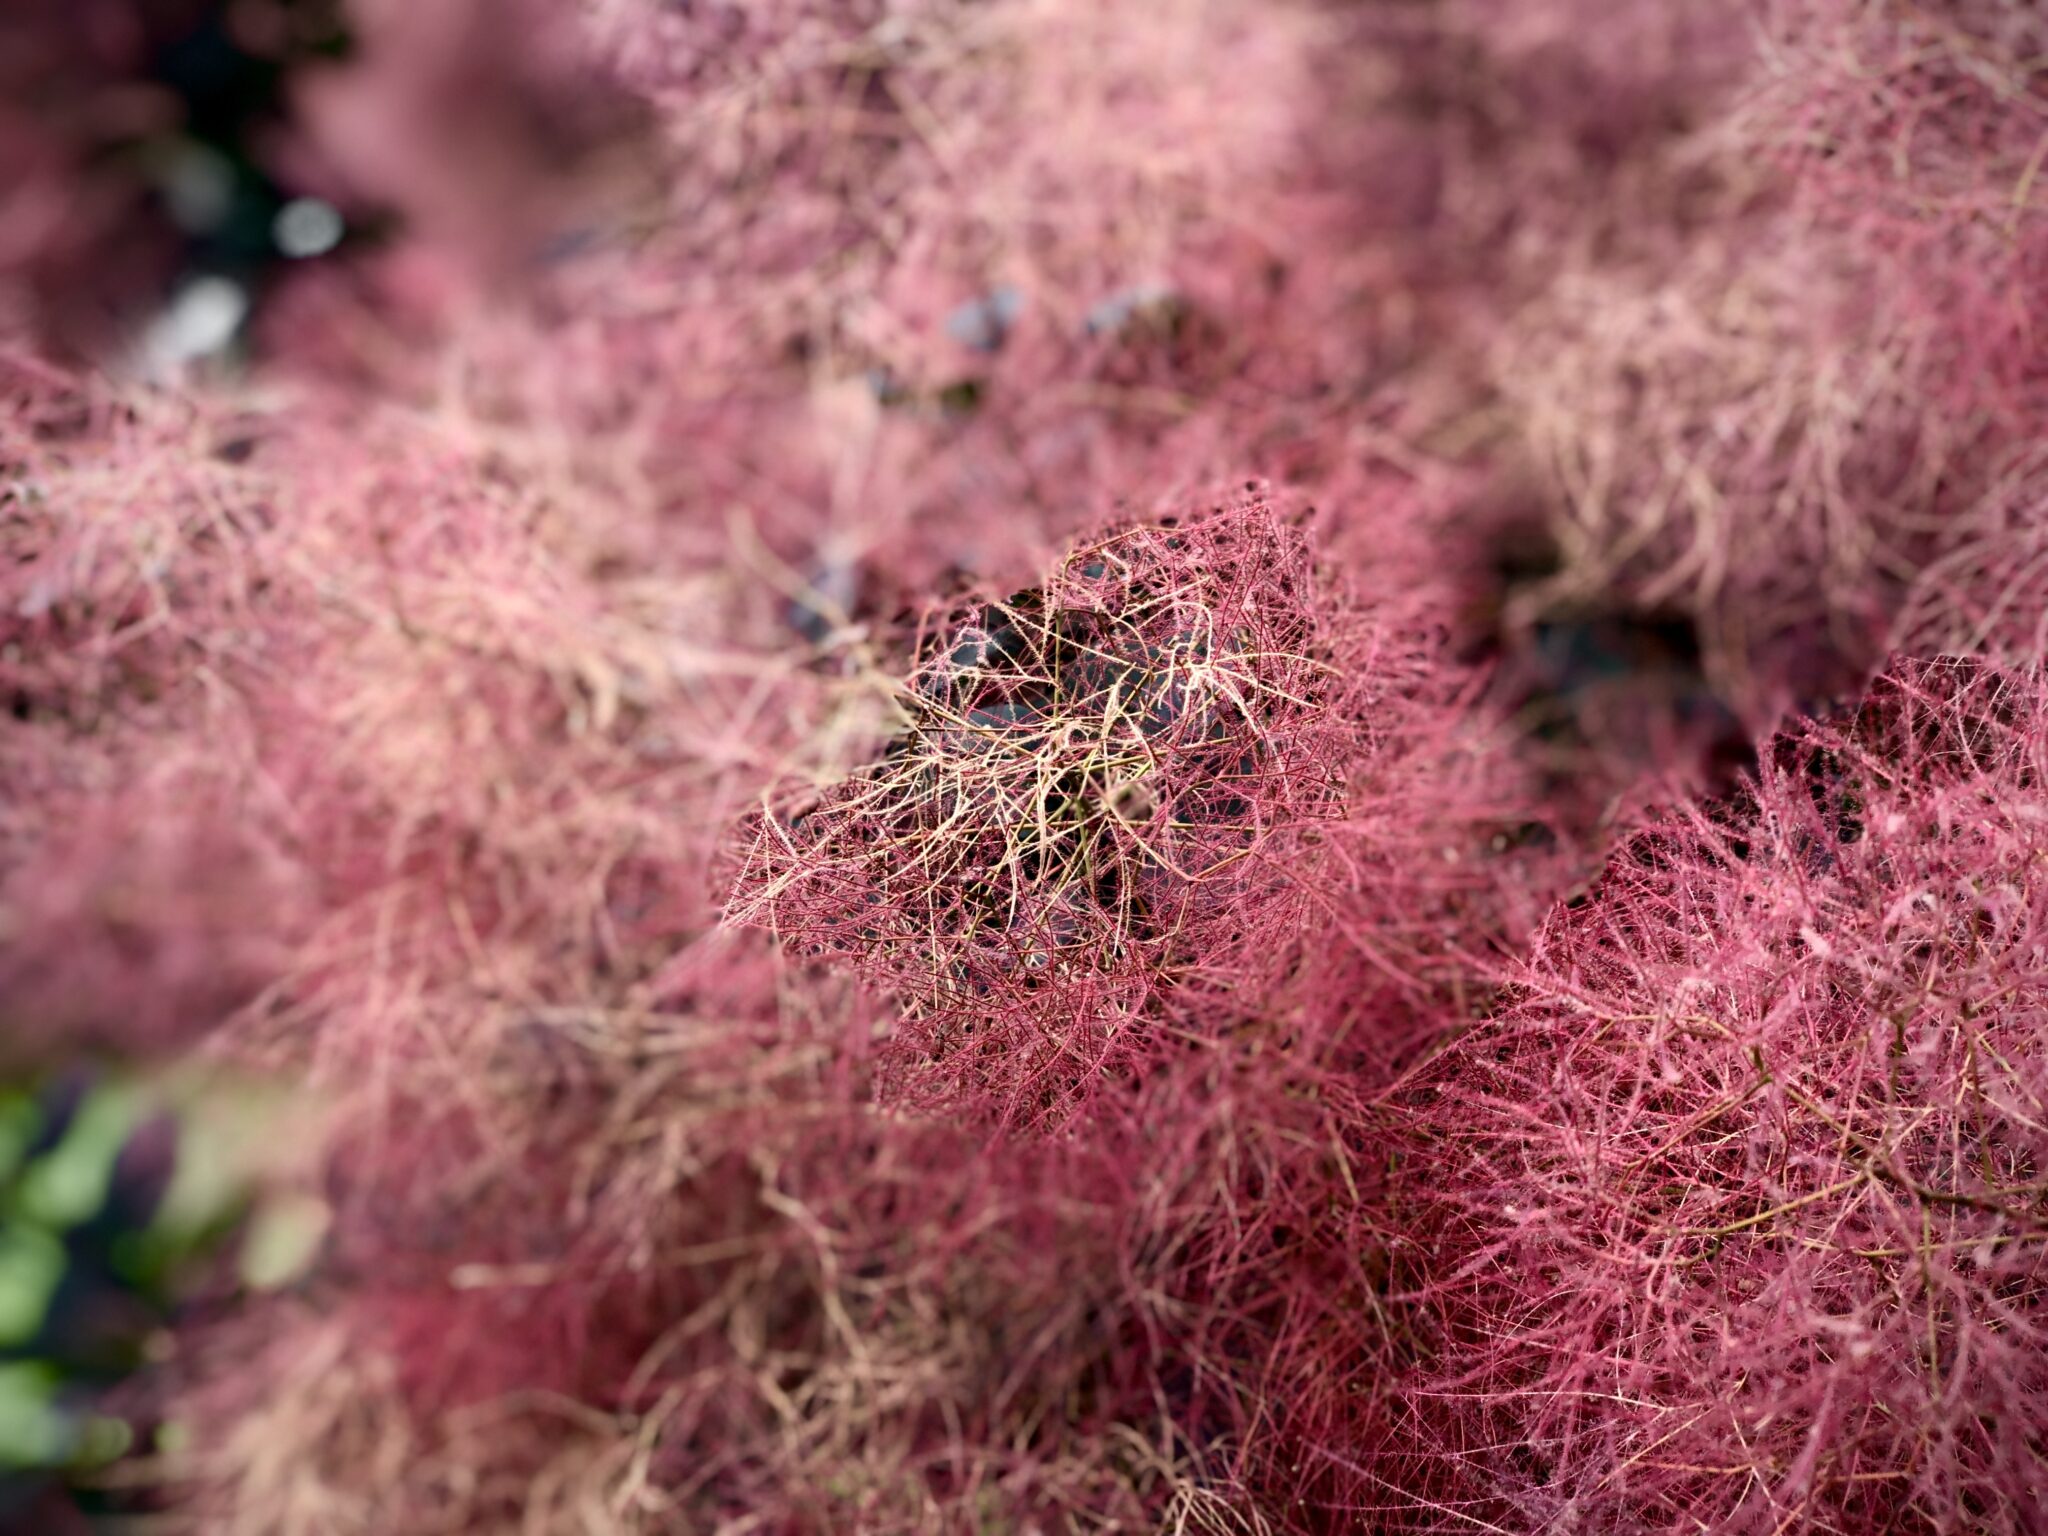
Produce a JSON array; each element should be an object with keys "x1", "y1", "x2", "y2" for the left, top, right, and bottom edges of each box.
[
  {"x1": 0, "y1": 1362, "x2": 69, "y2": 1470},
  {"x1": 0, "y1": 1092, "x2": 37, "y2": 1186},
  {"x1": 17, "y1": 1086, "x2": 141, "y2": 1230},
  {"x1": 239, "y1": 1192, "x2": 331, "y2": 1291},
  {"x1": 0, "y1": 1225, "x2": 65, "y2": 1349}
]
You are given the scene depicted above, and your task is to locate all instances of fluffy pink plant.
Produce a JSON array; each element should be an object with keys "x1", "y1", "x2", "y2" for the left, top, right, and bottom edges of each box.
[
  {"x1": 26, "y1": 4, "x2": 2048, "y2": 1532},
  {"x1": 1368, "y1": 657, "x2": 2048, "y2": 1533},
  {"x1": 0, "y1": 349, "x2": 311, "y2": 1060},
  {"x1": 712, "y1": 484, "x2": 1548, "y2": 1518},
  {"x1": 1070, "y1": 1019, "x2": 1427, "y2": 1529},
  {"x1": 727, "y1": 496, "x2": 1362, "y2": 1130},
  {"x1": 1462, "y1": 151, "x2": 2040, "y2": 814},
  {"x1": 162, "y1": 958, "x2": 1242, "y2": 1534},
  {"x1": 1741, "y1": 0, "x2": 2048, "y2": 419},
  {"x1": 1185, "y1": 3, "x2": 1867, "y2": 814},
  {"x1": 1290, "y1": 0, "x2": 1757, "y2": 424},
  {"x1": 1359, "y1": 0, "x2": 2048, "y2": 808},
  {"x1": 0, "y1": 8, "x2": 1597, "y2": 1501},
  {"x1": 292, "y1": 0, "x2": 652, "y2": 285},
  {"x1": 0, "y1": 342, "x2": 1271, "y2": 1528},
  {"x1": 1737, "y1": 1, "x2": 2048, "y2": 683},
  {"x1": 1894, "y1": 445, "x2": 2048, "y2": 665},
  {"x1": 399, "y1": 0, "x2": 1352, "y2": 621},
  {"x1": 0, "y1": 350, "x2": 264, "y2": 713},
  {"x1": 0, "y1": 761, "x2": 307, "y2": 1065}
]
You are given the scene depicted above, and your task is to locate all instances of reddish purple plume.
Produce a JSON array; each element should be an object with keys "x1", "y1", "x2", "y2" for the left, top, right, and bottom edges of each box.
[
  {"x1": 1371, "y1": 657, "x2": 2048, "y2": 1533},
  {"x1": 728, "y1": 497, "x2": 1357, "y2": 1130}
]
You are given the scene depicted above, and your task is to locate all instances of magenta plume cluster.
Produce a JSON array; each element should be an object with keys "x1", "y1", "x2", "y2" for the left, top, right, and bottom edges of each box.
[
  {"x1": 1377, "y1": 659, "x2": 2048, "y2": 1530},
  {"x1": 729, "y1": 500, "x2": 1345, "y2": 1125}
]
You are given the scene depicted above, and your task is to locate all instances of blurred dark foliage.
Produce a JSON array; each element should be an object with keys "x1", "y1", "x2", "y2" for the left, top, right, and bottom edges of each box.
[
  {"x1": 0, "y1": 1070, "x2": 188, "y2": 1533},
  {"x1": 0, "y1": 0, "x2": 650, "y2": 367},
  {"x1": 1461, "y1": 514, "x2": 1757, "y2": 798},
  {"x1": 0, "y1": 0, "x2": 361, "y2": 358}
]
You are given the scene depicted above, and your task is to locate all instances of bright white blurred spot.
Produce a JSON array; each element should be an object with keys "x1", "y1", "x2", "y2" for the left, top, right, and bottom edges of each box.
[
  {"x1": 139, "y1": 275, "x2": 249, "y2": 379},
  {"x1": 272, "y1": 197, "x2": 344, "y2": 259}
]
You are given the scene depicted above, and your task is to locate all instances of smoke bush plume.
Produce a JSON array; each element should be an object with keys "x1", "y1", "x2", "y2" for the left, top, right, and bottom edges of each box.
[
  {"x1": 1375, "y1": 657, "x2": 2048, "y2": 1533},
  {"x1": 7, "y1": 0, "x2": 2048, "y2": 1531},
  {"x1": 729, "y1": 497, "x2": 1363, "y2": 1130}
]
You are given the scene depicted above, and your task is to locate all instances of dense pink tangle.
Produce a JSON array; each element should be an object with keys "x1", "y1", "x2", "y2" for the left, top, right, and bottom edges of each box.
[
  {"x1": 1374, "y1": 658, "x2": 2048, "y2": 1533},
  {"x1": 729, "y1": 498, "x2": 1352, "y2": 1128},
  {"x1": 3, "y1": 0, "x2": 2047, "y2": 1531}
]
